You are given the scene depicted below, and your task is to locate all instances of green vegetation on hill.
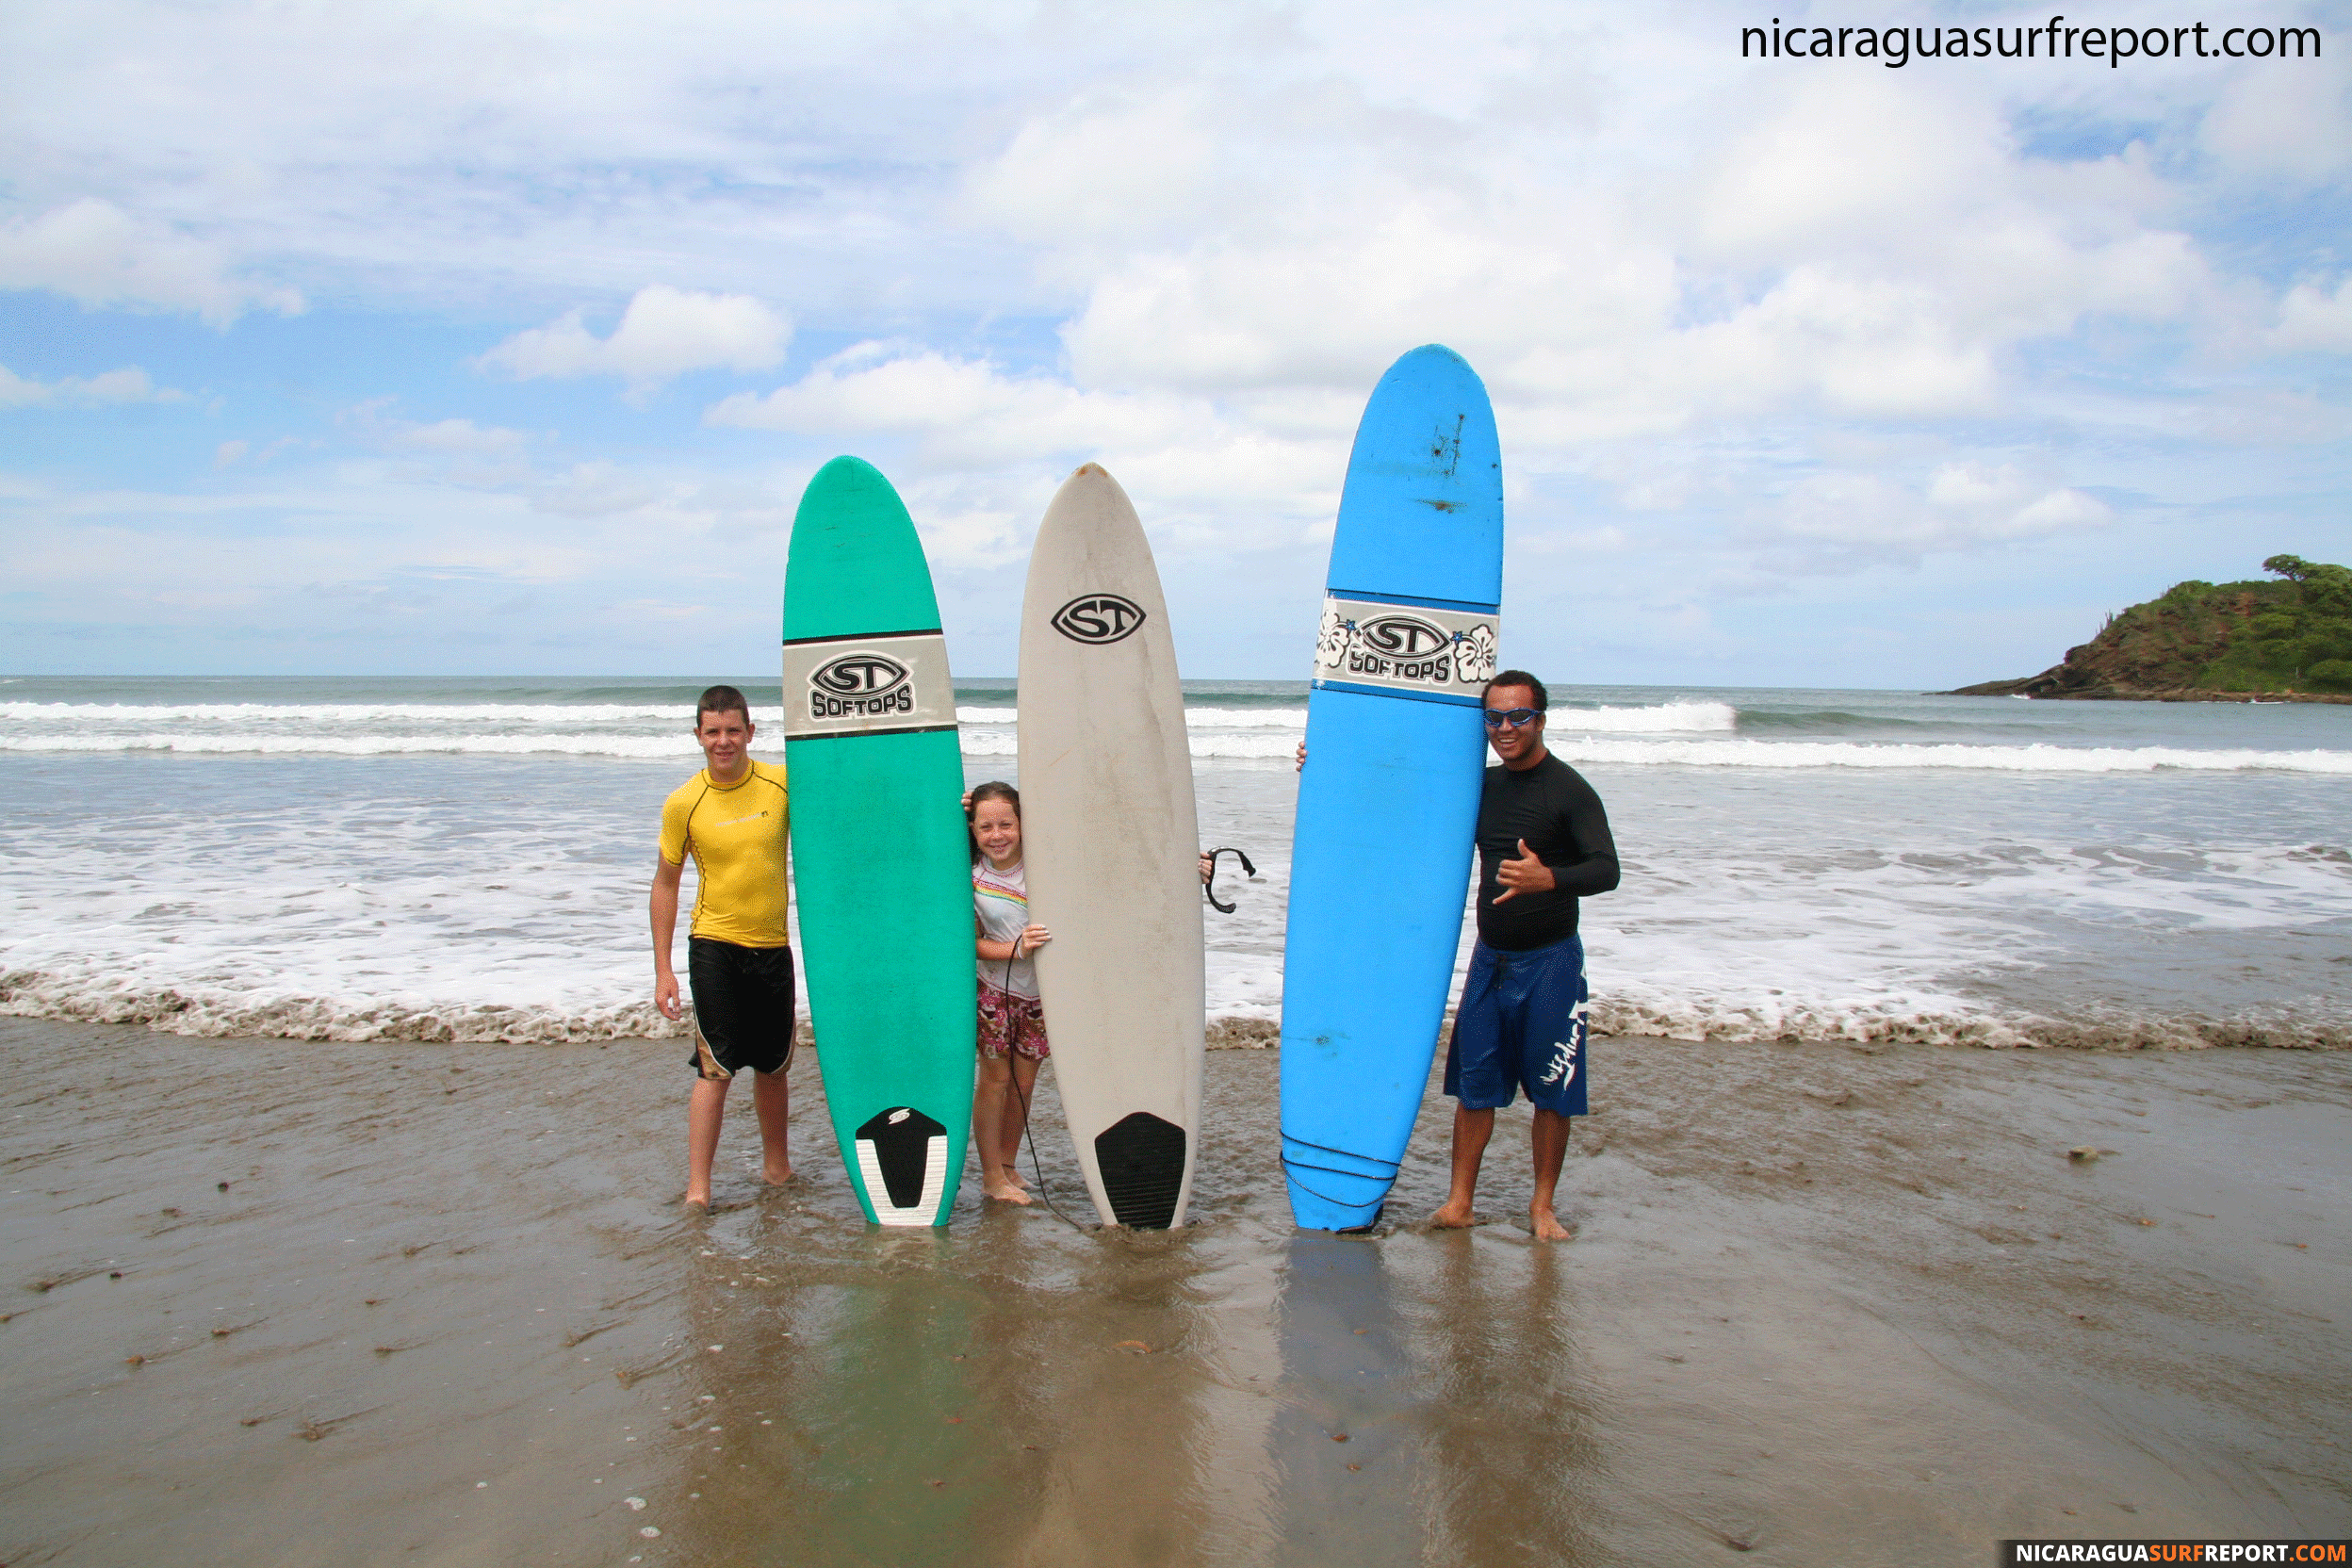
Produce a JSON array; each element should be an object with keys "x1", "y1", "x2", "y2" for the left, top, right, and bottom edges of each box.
[
  {"x1": 1952, "y1": 554, "x2": 2352, "y2": 699},
  {"x1": 2198, "y1": 555, "x2": 2352, "y2": 693}
]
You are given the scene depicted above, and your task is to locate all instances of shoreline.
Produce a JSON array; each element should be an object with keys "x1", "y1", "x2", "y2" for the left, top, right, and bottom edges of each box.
[
  {"x1": 1944, "y1": 682, "x2": 2352, "y2": 704},
  {"x1": 4, "y1": 992, "x2": 2344, "y2": 1053},
  {"x1": 4, "y1": 1015, "x2": 2345, "y2": 1562}
]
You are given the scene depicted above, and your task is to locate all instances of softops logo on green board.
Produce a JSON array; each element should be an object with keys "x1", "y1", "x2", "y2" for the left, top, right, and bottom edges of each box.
[{"x1": 808, "y1": 650, "x2": 915, "y2": 719}]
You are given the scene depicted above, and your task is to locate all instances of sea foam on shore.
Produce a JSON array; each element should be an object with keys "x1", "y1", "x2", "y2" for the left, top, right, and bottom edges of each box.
[{"x1": 4, "y1": 678, "x2": 2346, "y2": 1052}]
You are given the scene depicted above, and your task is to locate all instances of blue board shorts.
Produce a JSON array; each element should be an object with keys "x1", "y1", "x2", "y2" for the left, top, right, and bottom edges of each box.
[{"x1": 1444, "y1": 934, "x2": 1590, "y2": 1116}]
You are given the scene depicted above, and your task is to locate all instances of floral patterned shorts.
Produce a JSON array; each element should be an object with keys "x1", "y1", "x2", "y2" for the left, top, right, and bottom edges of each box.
[{"x1": 977, "y1": 983, "x2": 1049, "y2": 1061}]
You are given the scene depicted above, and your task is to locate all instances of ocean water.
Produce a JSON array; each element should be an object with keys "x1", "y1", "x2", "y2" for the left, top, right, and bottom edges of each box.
[{"x1": 2, "y1": 676, "x2": 2346, "y2": 1050}]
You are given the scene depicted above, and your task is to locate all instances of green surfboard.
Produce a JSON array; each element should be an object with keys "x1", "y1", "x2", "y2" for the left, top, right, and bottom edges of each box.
[{"x1": 782, "y1": 456, "x2": 975, "y2": 1227}]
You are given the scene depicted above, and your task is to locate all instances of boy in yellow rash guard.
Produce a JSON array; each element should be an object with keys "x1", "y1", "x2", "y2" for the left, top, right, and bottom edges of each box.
[{"x1": 650, "y1": 685, "x2": 795, "y2": 1212}]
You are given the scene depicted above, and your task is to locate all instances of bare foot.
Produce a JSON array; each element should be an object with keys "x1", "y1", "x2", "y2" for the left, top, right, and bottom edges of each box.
[
  {"x1": 683, "y1": 1194, "x2": 712, "y2": 1215},
  {"x1": 762, "y1": 1162, "x2": 794, "y2": 1186},
  {"x1": 1430, "y1": 1197, "x2": 1478, "y2": 1228},
  {"x1": 999, "y1": 1163, "x2": 1030, "y2": 1191},
  {"x1": 1529, "y1": 1206, "x2": 1574, "y2": 1242},
  {"x1": 982, "y1": 1178, "x2": 1034, "y2": 1206}
]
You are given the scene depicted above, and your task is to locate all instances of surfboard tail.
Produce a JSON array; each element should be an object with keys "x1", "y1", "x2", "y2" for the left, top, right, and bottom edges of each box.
[
  {"x1": 853, "y1": 1106, "x2": 952, "y2": 1228},
  {"x1": 1279, "y1": 1131, "x2": 1398, "y2": 1231},
  {"x1": 1093, "y1": 1112, "x2": 1189, "y2": 1230}
]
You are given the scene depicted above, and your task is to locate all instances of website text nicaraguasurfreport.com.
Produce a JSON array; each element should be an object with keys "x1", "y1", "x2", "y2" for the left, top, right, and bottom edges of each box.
[{"x1": 1743, "y1": 16, "x2": 2322, "y2": 66}]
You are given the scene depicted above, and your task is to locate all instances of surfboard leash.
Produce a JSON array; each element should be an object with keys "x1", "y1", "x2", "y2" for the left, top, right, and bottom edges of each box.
[
  {"x1": 1201, "y1": 846, "x2": 1259, "y2": 913},
  {"x1": 1005, "y1": 1066, "x2": 1089, "y2": 1233},
  {"x1": 993, "y1": 942, "x2": 1090, "y2": 1233}
]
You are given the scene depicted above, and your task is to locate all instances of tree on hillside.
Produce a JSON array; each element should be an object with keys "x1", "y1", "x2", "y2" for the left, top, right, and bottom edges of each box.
[{"x1": 2201, "y1": 555, "x2": 2352, "y2": 693}]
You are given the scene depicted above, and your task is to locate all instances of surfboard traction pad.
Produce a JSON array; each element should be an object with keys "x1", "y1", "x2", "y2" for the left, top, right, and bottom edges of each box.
[
  {"x1": 855, "y1": 1105, "x2": 950, "y2": 1226},
  {"x1": 1093, "y1": 1112, "x2": 1187, "y2": 1230}
]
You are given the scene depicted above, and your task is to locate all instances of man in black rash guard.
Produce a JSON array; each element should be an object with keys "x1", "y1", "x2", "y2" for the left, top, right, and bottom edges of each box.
[{"x1": 1431, "y1": 669, "x2": 1620, "y2": 1241}]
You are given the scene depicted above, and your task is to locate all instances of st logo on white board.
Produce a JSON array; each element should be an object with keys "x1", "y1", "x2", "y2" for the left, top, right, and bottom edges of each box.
[{"x1": 1051, "y1": 594, "x2": 1147, "y2": 645}]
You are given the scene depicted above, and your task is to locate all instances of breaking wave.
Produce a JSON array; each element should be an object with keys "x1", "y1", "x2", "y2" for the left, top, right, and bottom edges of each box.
[
  {"x1": 1547, "y1": 738, "x2": 2352, "y2": 774},
  {"x1": 5, "y1": 969, "x2": 2339, "y2": 1051}
]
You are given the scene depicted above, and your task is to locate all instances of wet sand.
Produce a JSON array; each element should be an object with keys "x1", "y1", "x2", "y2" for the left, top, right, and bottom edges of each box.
[{"x1": 2, "y1": 1016, "x2": 2345, "y2": 1565}]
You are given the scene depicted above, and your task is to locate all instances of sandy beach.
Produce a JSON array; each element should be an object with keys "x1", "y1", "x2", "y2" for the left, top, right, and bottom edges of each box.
[{"x1": 2, "y1": 1016, "x2": 2344, "y2": 1565}]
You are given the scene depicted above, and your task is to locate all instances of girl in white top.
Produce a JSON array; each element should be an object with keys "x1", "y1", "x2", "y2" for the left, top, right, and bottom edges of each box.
[{"x1": 967, "y1": 781, "x2": 1052, "y2": 1205}]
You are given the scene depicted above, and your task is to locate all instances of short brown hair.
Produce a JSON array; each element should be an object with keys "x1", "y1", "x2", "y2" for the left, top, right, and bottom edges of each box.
[
  {"x1": 1482, "y1": 670, "x2": 1548, "y2": 710},
  {"x1": 695, "y1": 684, "x2": 751, "y2": 726}
]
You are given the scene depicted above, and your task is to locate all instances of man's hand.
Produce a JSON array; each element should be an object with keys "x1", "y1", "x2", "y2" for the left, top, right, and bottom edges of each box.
[
  {"x1": 1493, "y1": 839, "x2": 1556, "y2": 904},
  {"x1": 649, "y1": 853, "x2": 685, "y2": 1017}
]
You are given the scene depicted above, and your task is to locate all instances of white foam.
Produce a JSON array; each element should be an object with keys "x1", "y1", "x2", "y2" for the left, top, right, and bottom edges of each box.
[
  {"x1": 0, "y1": 731, "x2": 717, "y2": 758},
  {"x1": 0, "y1": 700, "x2": 694, "y2": 724},
  {"x1": 958, "y1": 705, "x2": 1305, "y2": 729},
  {"x1": 0, "y1": 699, "x2": 1311, "y2": 760},
  {"x1": 1549, "y1": 699, "x2": 1739, "y2": 733},
  {"x1": 12, "y1": 695, "x2": 2343, "y2": 773},
  {"x1": 936, "y1": 729, "x2": 1309, "y2": 760},
  {"x1": 1548, "y1": 737, "x2": 2352, "y2": 774},
  {"x1": 6, "y1": 692, "x2": 2348, "y2": 1052}
]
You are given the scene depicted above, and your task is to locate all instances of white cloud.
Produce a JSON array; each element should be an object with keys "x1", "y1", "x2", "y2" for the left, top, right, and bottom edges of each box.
[
  {"x1": 0, "y1": 199, "x2": 302, "y2": 324},
  {"x1": 963, "y1": 89, "x2": 1220, "y2": 245},
  {"x1": 4, "y1": 2, "x2": 2344, "y2": 673},
  {"x1": 708, "y1": 344, "x2": 1189, "y2": 456},
  {"x1": 705, "y1": 345, "x2": 1345, "y2": 558},
  {"x1": 477, "y1": 285, "x2": 790, "y2": 394},
  {"x1": 388, "y1": 418, "x2": 533, "y2": 455},
  {"x1": 214, "y1": 435, "x2": 307, "y2": 468},
  {"x1": 0, "y1": 361, "x2": 185, "y2": 407},
  {"x1": 2272, "y1": 276, "x2": 2352, "y2": 353},
  {"x1": 2201, "y1": 51, "x2": 2352, "y2": 184},
  {"x1": 527, "y1": 462, "x2": 664, "y2": 517},
  {"x1": 1758, "y1": 462, "x2": 2114, "y2": 570}
]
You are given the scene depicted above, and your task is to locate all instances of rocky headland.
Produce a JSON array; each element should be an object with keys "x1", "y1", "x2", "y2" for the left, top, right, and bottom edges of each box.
[{"x1": 1951, "y1": 553, "x2": 2352, "y2": 702}]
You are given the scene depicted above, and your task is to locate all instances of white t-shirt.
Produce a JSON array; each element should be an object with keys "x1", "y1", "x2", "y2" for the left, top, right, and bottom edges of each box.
[{"x1": 972, "y1": 858, "x2": 1037, "y2": 1000}]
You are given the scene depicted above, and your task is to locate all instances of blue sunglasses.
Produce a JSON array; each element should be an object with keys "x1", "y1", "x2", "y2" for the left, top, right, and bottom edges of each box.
[{"x1": 1482, "y1": 708, "x2": 1540, "y2": 728}]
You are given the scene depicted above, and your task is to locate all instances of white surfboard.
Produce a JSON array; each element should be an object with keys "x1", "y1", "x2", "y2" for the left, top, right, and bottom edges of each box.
[{"x1": 1018, "y1": 464, "x2": 1205, "y2": 1229}]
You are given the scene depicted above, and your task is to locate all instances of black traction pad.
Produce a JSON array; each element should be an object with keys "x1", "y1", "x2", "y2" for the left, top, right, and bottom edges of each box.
[
  {"x1": 857, "y1": 1105, "x2": 945, "y2": 1211},
  {"x1": 1093, "y1": 1112, "x2": 1187, "y2": 1230}
]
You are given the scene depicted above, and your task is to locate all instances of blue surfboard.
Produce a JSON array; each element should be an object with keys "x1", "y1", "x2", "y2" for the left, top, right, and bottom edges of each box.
[{"x1": 1279, "y1": 345, "x2": 1503, "y2": 1231}]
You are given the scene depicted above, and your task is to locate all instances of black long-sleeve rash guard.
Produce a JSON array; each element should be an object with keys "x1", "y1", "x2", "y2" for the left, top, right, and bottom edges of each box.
[{"x1": 1472, "y1": 751, "x2": 1621, "y2": 951}]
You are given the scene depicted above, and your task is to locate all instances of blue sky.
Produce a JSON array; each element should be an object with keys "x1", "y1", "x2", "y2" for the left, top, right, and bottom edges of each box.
[{"x1": 3, "y1": 1, "x2": 2347, "y2": 686}]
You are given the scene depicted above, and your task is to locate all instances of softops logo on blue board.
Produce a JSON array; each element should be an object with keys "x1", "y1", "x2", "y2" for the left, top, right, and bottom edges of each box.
[
  {"x1": 1052, "y1": 595, "x2": 1147, "y2": 645},
  {"x1": 808, "y1": 650, "x2": 916, "y2": 719},
  {"x1": 1315, "y1": 597, "x2": 1498, "y2": 694}
]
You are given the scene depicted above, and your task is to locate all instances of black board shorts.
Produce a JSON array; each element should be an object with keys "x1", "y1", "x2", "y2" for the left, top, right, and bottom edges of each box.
[{"x1": 686, "y1": 938, "x2": 797, "y2": 1081}]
